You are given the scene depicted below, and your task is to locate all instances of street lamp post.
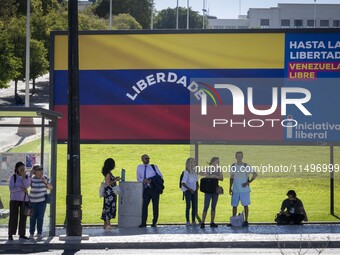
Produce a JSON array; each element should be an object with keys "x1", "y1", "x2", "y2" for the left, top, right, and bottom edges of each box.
[
  {"x1": 176, "y1": 0, "x2": 179, "y2": 29},
  {"x1": 202, "y1": 0, "x2": 206, "y2": 29},
  {"x1": 187, "y1": 0, "x2": 189, "y2": 29},
  {"x1": 109, "y1": 0, "x2": 112, "y2": 30},
  {"x1": 314, "y1": 0, "x2": 317, "y2": 28},
  {"x1": 151, "y1": 0, "x2": 154, "y2": 29},
  {"x1": 25, "y1": 0, "x2": 30, "y2": 107}
]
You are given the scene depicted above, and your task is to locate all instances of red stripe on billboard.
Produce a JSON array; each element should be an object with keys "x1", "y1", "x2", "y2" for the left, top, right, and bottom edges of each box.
[
  {"x1": 55, "y1": 105, "x2": 283, "y2": 142},
  {"x1": 54, "y1": 105, "x2": 190, "y2": 141}
]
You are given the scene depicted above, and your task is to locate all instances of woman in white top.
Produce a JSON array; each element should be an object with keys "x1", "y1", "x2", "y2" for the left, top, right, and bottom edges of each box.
[{"x1": 181, "y1": 158, "x2": 198, "y2": 226}]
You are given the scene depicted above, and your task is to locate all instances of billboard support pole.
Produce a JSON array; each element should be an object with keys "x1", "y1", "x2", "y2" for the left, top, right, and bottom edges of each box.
[
  {"x1": 66, "y1": 0, "x2": 82, "y2": 236},
  {"x1": 330, "y1": 145, "x2": 334, "y2": 216}
]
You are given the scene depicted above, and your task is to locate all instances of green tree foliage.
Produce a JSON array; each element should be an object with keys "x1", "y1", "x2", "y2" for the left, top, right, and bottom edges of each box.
[
  {"x1": 2, "y1": 16, "x2": 48, "y2": 93},
  {"x1": 30, "y1": 40, "x2": 48, "y2": 92},
  {"x1": 3, "y1": 16, "x2": 27, "y2": 92},
  {"x1": 91, "y1": 0, "x2": 150, "y2": 28},
  {"x1": 0, "y1": 35, "x2": 21, "y2": 89},
  {"x1": 111, "y1": 13, "x2": 142, "y2": 30},
  {"x1": 154, "y1": 7, "x2": 203, "y2": 29},
  {"x1": 0, "y1": 0, "x2": 17, "y2": 29}
]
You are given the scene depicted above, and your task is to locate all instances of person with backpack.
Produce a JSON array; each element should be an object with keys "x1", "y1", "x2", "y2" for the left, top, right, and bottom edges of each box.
[
  {"x1": 136, "y1": 154, "x2": 163, "y2": 228},
  {"x1": 229, "y1": 151, "x2": 257, "y2": 227},
  {"x1": 8, "y1": 162, "x2": 31, "y2": 241},
  {"x1": 199, "y1": 157, "x2": 223, "y2": 228},
  {"x1": 180, "y1": 158, "x2": 198, "y2": 226}
]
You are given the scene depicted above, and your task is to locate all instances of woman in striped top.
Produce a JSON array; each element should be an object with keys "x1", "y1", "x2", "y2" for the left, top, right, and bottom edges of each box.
[{"x1": 29, "y1": 164, "x2": 53, "y2": 239}]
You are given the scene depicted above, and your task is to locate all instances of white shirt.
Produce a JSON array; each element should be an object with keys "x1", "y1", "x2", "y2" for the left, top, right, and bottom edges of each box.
[
  {"x1": 136, "y1": 164, "x2": 163, "y2": 182},
  {"x1": 181, "y1": 170, "x2": 198, "y2": 192},
  {"x1": 230, "y1": 163, "x2": 254, "y2": 193}
]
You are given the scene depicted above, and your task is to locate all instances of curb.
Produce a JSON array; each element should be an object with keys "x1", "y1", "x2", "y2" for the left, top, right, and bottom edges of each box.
[{"x1": 1, "y1": 240, "x2": 339, "y2": 251}]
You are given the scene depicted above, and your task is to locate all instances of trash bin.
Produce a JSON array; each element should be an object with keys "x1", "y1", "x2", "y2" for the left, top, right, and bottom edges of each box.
[{"x1": 118, "y1": 182, "x2": 143, "y2": 227}]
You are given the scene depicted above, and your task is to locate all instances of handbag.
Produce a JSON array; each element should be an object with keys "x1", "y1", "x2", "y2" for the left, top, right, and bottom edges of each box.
[
  {"x1": 200, "y1": 178, "x2": 218, "y2": 194},
  {"x1": 45, "y1": 193, "x2": 53, "y2": 204},
  {"x1": 230, "y1": 212, "x2": 244, "y2": 227},
  {"x1": 216, "y1": 185, "x2": 224, "y2": 195},
  {"x1": 99, "y1": 181, "x2": 105, "y2": 198},
  {"x1": 112, "y1": 185, "x2": 121, "y2": 195},
  {"x1": 23, "y1": 193, "x2": 32, "y2": 217}
]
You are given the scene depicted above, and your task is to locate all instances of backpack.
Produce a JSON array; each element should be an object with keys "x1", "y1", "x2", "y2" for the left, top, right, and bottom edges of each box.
[
  {"x1": 150, "y1": 164, "x2": 165, "y2": 194},
  {"x1": 179, "y1": 171, "x2": 185, "y2": 189},
  {"x1": 179, "y1": 170, "x2": 186, "y2": 200}
]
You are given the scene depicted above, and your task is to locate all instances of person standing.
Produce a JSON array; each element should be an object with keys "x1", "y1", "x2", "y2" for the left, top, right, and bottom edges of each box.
[
  {"x1": 8, "y1": 162, "x2": 31, "y2": 241},
  {"x1": 200, "y1": 157, "x2": 223, "y2": 228},
  {"x1": 136, "y1": 154, "x2": 163, "y2": 227},
  {"x1": 101, "y1": 158, "x2": 120, "y2": 229},
  {"x1": 181, "y1": 158, "x2": 198, "y2": 226},
  {"x1": 229, "y1": 151, "x2": 257, "y2": 227},
  {"x1": 29, "y1": 164, "x2": 53, "y2": 239}
]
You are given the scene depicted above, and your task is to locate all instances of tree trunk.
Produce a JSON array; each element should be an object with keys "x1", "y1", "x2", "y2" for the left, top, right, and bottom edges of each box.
[
  {"x1": 32, "y1": 78, "x2": 36, "y2": 94},
  {"x1": 14, "y1": 80, "x2": 18, "y2": 95}
]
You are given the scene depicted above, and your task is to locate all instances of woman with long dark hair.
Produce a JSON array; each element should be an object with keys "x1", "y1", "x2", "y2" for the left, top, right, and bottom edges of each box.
[
  {"x1": 100, "y1": 158, "x2": 120, "y2": 229},
  {"x1": 8, "y1": 161, "x2": 31, "y2": 240}
]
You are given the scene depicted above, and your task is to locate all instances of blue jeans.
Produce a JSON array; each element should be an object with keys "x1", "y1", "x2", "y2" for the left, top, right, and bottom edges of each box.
[
  {"x1": 184, "y1": 190, "x2": 198, "y2": 222},
  {"x1": 29, "y1": 201, "x2": 47, "y2": 235},
  {"x1": 203, "y1": 193, "x2": 219, "y2": 212}
]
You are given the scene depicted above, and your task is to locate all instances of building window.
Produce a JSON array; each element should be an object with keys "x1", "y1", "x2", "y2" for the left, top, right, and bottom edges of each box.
[
  {"x1": 260, "y1": 19, "x2": 269, "y2": 28},
  {"x1": 294, "y1": 19, "x2": 303, "y2": 28},
  {"x1": 334, "y1": 20, "x2": 340, "y2": 27},
  {"x1": 320, "y1": 20, "x2": 329, "y2": 27},
  {"x1": 281, "y1": 19, "x2": 290, "y2": 28},
  {"x1": 307, "y1": 20, "x2": 315, "y2": 28}
]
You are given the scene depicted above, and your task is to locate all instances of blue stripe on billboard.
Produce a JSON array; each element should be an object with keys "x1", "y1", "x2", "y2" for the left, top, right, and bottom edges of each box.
[{"x1": 53, "y1": 69, "x2": 283, "y2": 105}]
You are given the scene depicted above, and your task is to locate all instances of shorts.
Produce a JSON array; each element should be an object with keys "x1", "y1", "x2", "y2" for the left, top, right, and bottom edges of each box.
[{"x1": 231, "y1": 192, "x2": 250, "y2": 206}]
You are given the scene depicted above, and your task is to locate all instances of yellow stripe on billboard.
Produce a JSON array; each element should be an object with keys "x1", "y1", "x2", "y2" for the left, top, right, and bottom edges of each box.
[{"x1": 54, "y1": 33, "x2": 284, "y2": 70}]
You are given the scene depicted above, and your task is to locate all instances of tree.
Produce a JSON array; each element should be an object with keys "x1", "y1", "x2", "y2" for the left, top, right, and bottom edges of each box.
[
  {"x1": 154, "y1": 7, "x2": 203, "y2": 29},
  {"x1": 3, "y1": 16, "x2": 27, "y2": 94},
  {"x1": 91, "y1": 0, "x2": 151, "y2": 29},
  {"x1": 0, "y1": 34, "x2": 21, "y2": 89},
  {"x1": 30, "y1": 39, "x2": 48, "y2": 93},
  {"x1": 0, "y1": 0, "x2": 17, "y2": 30},
  {"x1": 111, "y1": 13, "x2": 142, "y2": 30},
  {"x1": 127, "y1": 0, "x2": 151, "y2": 29},
  {"x1": 3, "y1": 16, "x2": 49, "y2": 94}
]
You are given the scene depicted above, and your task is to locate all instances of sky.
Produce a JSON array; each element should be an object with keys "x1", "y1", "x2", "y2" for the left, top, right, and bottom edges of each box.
[{"x1": 153, "y1": 0, "x2": 340, "y2": 19}]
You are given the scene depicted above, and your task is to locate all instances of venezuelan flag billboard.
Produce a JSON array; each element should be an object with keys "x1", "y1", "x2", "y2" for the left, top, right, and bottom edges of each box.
[{"x1": 51, "y1": 29, "x2": 340, "y2": 144}]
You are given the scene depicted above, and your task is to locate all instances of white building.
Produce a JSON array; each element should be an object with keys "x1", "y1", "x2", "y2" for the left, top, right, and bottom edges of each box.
[{"x1": 208, "y1": 3, "x2": 340, "y2": 29}]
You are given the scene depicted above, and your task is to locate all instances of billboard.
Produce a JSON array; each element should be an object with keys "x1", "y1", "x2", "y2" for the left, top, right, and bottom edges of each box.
[{"x1": 50, "y1": 29, "x2": 340, "y2": 144}]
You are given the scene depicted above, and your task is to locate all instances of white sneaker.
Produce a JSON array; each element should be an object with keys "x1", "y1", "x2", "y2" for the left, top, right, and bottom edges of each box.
[
  {"x1": 29, "y1": 234, "x2": 34, "y2": 239},
  {"x1": 186, "y1": 221, "x2": 192, "y2": 226},
  {"x1": 37, "y1": 234, "x2": 42, "y2": 239}
]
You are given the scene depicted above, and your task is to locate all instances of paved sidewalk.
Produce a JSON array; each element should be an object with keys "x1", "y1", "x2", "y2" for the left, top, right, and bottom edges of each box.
[
  {"x1": 0, "y1": 224, "x2": 340, "y2": 251},
  {"x1": 0, "y1": 75, "x2": 49, "y2": 152}
]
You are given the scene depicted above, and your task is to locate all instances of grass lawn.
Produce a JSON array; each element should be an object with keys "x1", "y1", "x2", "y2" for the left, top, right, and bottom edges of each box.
[{"x1": 1, "y1": 143, "x2": 339, "y2": 225}]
